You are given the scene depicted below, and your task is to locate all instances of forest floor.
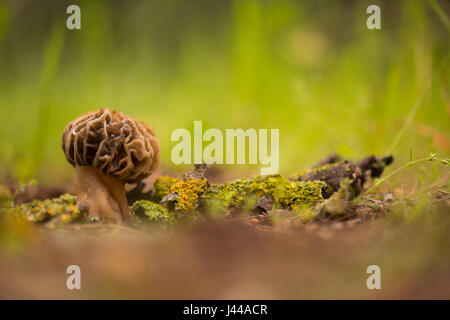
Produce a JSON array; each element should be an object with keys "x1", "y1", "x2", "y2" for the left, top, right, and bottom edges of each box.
[{"x1": 0, "y1": 159, "x2": 449, "y2": 299}]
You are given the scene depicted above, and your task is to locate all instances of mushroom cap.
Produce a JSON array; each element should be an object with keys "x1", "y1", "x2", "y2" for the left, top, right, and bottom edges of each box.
[{"x1": 62, "y1": 109, "x2": 160, "y2": 183}]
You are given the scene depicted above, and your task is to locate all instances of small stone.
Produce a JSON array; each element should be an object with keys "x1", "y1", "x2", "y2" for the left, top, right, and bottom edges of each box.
[
  {"x1": 257, "y1": 195, "x2": 274, "y2": 212},
  {"x1": 161, "y1": 191, "x2": 179, "y2": 203}
]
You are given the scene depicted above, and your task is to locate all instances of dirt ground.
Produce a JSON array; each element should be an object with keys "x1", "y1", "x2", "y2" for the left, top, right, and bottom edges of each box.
[{"x1": 0, "y1": 191, "x2": 448, "y2": 299}]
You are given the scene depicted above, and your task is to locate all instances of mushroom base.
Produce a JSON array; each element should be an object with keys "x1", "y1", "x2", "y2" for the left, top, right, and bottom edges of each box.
[{"x1": 74, "y1": 166, "x2": 130, "y2": 223}]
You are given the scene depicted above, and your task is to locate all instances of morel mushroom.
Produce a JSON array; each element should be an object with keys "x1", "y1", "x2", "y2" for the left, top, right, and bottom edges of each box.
[{"x1": 62, "y1": 109, "x2": 160, "y2": 222}]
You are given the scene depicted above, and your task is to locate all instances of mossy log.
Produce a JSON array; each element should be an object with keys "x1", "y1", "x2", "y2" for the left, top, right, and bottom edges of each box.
[
  {"x1": 293, "y1": 155, "x2": 393, "y2": 198},
  {"x1": 2, "y1": 155, "x2": 393, "y2": 228}
]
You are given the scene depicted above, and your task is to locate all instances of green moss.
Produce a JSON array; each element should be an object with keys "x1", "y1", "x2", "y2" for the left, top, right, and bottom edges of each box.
[
  {"x1": 203, "y1": 174, "x2": 326, "y2": 214},
  {"x1": 1, "y1": 193, "x2": 88, "y2": 225},
  {"x1": 130, "y1": 200, "x2": 174, "y2": 225},
  {"x1": 130, "y1": 197, "x2": 202, "y2": 225},
  {"x1": 315, "y1": 179, "x2": 352, "y2": 216},
  {"x1": 154, "y1": 176, "x2": 181, "y2": 201},
  {"x1": 250, "y1": 174, "x2": 326, "y2": 208},
  {"x1": 0, "y1": 172, "x2": 328, "y2": 228},
  {"x1": 291, "y1": 205, "x2": 317, "y2": 222},
  {"x1": 203, "y1": 178, "x2": 253, "y2": 212}
]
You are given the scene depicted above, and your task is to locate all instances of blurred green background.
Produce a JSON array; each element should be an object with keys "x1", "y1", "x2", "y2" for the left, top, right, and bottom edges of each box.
[{"x1": 0, "y1": 0, "x2": 448, "y2": 184}]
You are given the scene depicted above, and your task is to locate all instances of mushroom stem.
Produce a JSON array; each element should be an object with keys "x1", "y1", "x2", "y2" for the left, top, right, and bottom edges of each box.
[{"x1": 74, "y1": 166, "x2": 130, "y2": 222}]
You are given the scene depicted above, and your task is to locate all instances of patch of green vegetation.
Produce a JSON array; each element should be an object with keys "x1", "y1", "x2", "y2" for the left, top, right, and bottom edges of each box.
[
  {"x1": 130, "y1": 200, "x2": 174, "y2": 226},
  {"x1": 316, "y1": 179, "x2": 352, "y2": 216},
  {"x1": 1, "y1": 193, "x2": 88, "y2": 226},
  {"x1": 291, "y1": 206, "x2": 317, "y2": 223},
  {"x1": 0, "y1": 179, "x2": 37, "y2": 209},
  {"x1": 359, "y1": 153, "x2": 448, "y2": 198},
  {"x1": 203, "y1": 174, "x2": 326, "y2": 214},
  {"x1": 154, "y1": 176, "x2": 181, "y2": 201},
  {"x1": 203, "y1": 178, "x2": 253, "y2": 213}
]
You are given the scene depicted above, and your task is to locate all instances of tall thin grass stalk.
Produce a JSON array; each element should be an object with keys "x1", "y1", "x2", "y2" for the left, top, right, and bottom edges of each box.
[
  {"x1": 427, "y1": 0, "x2": 450, "y2": 33},
  {"x1": 386, "y1": 55, "x2": 449, "y2": 155},
  {"x1": 357, "y1": 153, "x2": 441, "y2": 199},
  {"x1": 32, "y1": 23, "x2": 65, "y2": 173}
]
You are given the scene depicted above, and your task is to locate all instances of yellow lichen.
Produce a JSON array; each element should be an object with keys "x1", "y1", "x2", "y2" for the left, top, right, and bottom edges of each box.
[
  {"x1": 2, "y1": 193, "x2": 88, "y2": 225},
  {"x1": 171, "y1": 178, "x2": 208, "y2": 212},
  {"x1": 154, "y1": 176, "x2": 181, "y2": 201}
]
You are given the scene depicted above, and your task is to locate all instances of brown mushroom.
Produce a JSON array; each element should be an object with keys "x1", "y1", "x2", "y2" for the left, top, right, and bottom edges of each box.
[{"x1": 62, "y1": 109, "x2": 159, "y2": 222}]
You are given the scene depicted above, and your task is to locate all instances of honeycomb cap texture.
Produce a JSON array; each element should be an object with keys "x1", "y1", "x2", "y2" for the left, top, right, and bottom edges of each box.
[{"x1": 62, "y1": 108, "x2": 160, "y2": 183}]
